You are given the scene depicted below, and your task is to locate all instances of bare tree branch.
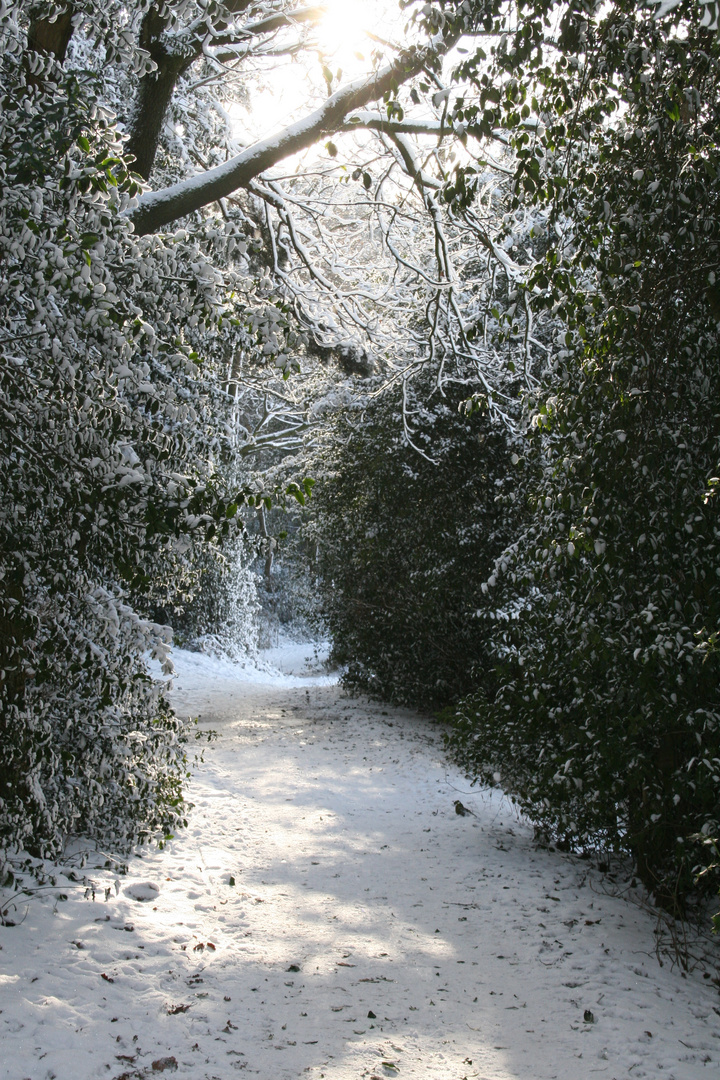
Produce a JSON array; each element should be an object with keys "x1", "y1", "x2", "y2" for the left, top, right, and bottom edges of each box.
[{"x1": 341, "y1": 110, "x2": 454, "y2": 139}]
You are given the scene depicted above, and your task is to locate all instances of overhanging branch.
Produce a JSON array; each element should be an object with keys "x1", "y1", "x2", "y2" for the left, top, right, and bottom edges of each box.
[{"x1": 127, "y1": 36, "x2": 456, "y2": 235}]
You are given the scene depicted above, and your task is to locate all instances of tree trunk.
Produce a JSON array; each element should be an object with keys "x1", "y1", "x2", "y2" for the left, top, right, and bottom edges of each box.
[
  {"x1": 126, "y1": 55, "x2": 192, "y2": 181},
  {"x1": 0, "y1": 569, "x2": 29, "y2": 819},
  {"x1": 125, "y1": 4, "x2": 324, "y2": 182},
  {"x1": 27, "y1": 7, "x2": 74, "y2": 62},
  {"x1": 0, "y1": 570, "x2": 27, "y2": 714},
  {"x1": 125, "y1": 6, "x2": 197, "y2": 181},
  {"x1": 257, "y1": 506, "x2": 274, "y2": 578}
]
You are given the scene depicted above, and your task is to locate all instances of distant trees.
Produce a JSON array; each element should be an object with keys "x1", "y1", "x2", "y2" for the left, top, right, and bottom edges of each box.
[{"x1": 309, "y1": 368, "x2": 527, "y2": 710}]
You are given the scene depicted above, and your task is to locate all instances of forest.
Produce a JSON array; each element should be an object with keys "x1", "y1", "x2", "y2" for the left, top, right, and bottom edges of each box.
[{"x1": 1, "y1": 0, "x2": 719, "y2": 934}]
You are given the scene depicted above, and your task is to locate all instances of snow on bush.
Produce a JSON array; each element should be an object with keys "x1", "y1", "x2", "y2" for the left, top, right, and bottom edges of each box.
[{"x1": 0, "y1": 12, "x2": 273, "y2": 872}]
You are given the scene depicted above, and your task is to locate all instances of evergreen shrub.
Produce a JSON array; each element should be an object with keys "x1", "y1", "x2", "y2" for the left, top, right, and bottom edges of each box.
[
  {"x1": 447, "y1": 12, "x2": 720, "y2": 910},
  {"x1": 0, "y1": 32, "x2": 256, "y2": 869}
]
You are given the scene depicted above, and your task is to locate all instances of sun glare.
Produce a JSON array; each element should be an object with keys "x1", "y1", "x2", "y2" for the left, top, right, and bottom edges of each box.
[
  {"x1": 316, "y1": 0, "x2": 378, "y2": 69},
  {"x1": 230, "y1": 0, "x2": 405, "y2": 144}
]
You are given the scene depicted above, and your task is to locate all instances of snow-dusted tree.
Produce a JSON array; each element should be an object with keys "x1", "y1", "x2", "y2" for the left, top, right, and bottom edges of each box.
[
  {"x1": 0, "y1": 0, "x2": 558, "y2": 876},
  {"x1": 0, "y1": 68, "x2": 197, "y2": 865},
  {"x1": 0, "y1": 5, "x2": 302, "y2": 870},
  {"x1": 23, "y1": 0, "x2": 544, "y2": 398},
  {"x1": 443, "y1": 0, "x2": 720, "y2": 913}
]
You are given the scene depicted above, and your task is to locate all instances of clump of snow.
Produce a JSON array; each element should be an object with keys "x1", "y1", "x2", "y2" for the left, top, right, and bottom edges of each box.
[{"x1": 124, "y1": 882, "x2": 161, "y2": 903}]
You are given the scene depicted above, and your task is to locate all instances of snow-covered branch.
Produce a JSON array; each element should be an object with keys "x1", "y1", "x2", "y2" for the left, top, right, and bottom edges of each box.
[{"x1": 128, "y1": 36, "x2": 456, "y2": 234}]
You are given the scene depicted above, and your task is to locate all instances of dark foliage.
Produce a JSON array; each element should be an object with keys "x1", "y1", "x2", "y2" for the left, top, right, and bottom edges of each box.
[
  {"x1": 445, "y1": 0, "x2": 720, "y2": 912},
  {"x1": 311, "y1": 374, "x2": 525, "y2": 710}
]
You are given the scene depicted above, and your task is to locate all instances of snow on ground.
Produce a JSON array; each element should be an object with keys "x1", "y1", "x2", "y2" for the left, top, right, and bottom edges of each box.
[{"x1": 2, "y1": 644, "x2": 720, "y2": 1080}]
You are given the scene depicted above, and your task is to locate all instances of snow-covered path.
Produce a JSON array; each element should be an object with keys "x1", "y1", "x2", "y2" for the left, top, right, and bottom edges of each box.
[{"x1": 1, "y1": 646, "x2": 719, "y2": 1080}]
